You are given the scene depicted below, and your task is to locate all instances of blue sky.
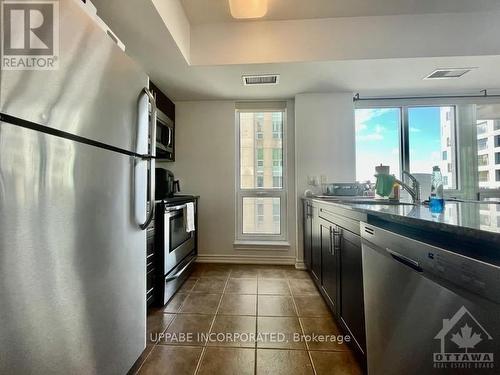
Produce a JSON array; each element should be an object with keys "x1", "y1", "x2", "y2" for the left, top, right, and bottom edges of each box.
[{"x1": 355, "y1": 107, "x2": 442, "y2": 182}]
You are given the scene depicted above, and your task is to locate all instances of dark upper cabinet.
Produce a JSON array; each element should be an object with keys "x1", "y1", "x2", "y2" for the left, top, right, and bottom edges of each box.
[
  {"x1": 339, "y1": 228, "x2": 366, "y2": 354},
  {"x1": 149, "y1": 81, "x2": 175, "y2": 161},
  {"x1": 149, "y1": 81, "x2": 175, "y2": 121},
  {"x1": 303, "y1": 201, "x2": 312, "y2": 270}
]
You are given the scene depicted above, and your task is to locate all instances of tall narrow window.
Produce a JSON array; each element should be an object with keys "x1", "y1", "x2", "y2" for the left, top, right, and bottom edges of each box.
[{"x1": 237, "y1": 109, "x2": 287, "y2": 241}]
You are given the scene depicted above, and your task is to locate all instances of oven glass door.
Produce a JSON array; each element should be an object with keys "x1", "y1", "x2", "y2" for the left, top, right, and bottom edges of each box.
[
  {"x1": 169, "y1": 210, "x2": 191, "y2": 251},
  {"x1": 164, "y1": 205, "x2": 195, "y2": 274}
]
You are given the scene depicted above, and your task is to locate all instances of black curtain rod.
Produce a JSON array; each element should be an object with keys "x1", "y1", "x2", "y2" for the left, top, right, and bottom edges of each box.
[{"x1": 353, "y1": 91, "x2": 500, "y2": 102}]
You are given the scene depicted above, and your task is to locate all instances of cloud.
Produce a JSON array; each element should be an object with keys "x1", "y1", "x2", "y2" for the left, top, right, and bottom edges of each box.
[
  {"x1": 409, "y1": 127, "x2": 421, "y2": 133},
  {"x1": 357, "y1": 124, "x2": 385, "y2": 141},
  {"x1": 358, "y1": 133, "x2": 383, "y2": 141},
  {"x1": 430, "y1": 151, "x2": 440, "y2": 160},
  {"x1": 355, "y1": 108, "x2": 394, "y2": 133}
]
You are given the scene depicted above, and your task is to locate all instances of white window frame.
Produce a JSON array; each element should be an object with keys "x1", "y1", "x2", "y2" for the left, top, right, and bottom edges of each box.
[{"x1": 235, "y1": 108, "x2": 288, "y2": 242}]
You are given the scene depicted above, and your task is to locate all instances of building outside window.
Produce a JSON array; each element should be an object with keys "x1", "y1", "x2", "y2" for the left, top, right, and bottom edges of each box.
[
  {"x1": 476, "y1": 104, "x2": 500, "y2": 190},
  {"x1": 477, "y1": 121, "x2": 488, "y2": 135},
  {"x1": 256, "y1": 114, "x2": 264, "y2": 139},
  {"x1": 237, "y1": 109, "x2": 287, "y2": 241},
  {"x1": 479, "y1": 171, "x2": 489, "y2": 182},
  {"x1": 478, "y1": 154, "x2": 489, "y2": 167},
  {"x1": 272, "y1": 113, "x2": 282, "y2": 139},
  {"x1": 478, "y1": 138, "x2": 488, "y2": 151}
]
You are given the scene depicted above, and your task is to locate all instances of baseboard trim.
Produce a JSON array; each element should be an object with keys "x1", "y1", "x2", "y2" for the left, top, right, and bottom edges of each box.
[
  {"x1": 294, "y1": 261, "x2": 307, "y2": 270},
  {"x1": 196, "y1": 254, "x2": 296, "y2": 265}
]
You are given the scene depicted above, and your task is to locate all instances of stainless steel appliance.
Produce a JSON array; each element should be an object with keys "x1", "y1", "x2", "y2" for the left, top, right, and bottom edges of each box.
[
  {"x1": 0, "y1": 1, "x2": 156, "y2": 373},
  {"x1": 361, "y1": 223, "x2": 500, "y2": 375},
  {"x1": 155, "y1": 107, "x2": 174, "y2": 160},
  {"x1": 156, "y1": 197, "x2": 197, "y2": 305}
]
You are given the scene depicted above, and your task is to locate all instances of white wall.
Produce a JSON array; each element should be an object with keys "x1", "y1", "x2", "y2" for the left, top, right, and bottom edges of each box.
[
  {"x1": 294, "y1": 93, "x2": 355, "y2": 265},
  {"x1": 151, "y1": 0, "x2": 191, "y2": 63},
  {"x1": 162, "y1": 100, "x2": 297, "y2": 264}
]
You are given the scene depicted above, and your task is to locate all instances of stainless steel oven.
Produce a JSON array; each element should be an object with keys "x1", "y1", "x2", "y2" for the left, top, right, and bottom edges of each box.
[{"x1": 163, "y1": 202, "x2": 195, "y2": 275}]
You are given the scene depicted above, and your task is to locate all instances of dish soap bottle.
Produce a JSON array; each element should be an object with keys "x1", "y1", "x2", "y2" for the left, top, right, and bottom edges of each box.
[{"x1": 429, "y1": 166, "x2": 444, "y2": 212}]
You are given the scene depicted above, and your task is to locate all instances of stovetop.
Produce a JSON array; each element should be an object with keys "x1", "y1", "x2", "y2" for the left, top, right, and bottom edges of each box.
[{"x1": 155, "y1": 194, "x2": 198, "y2": 205}]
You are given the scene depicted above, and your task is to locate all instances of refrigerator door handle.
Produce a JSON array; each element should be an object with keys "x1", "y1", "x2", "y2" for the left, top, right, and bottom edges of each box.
[{"x1": 140, "y1": 87, "x2": 157, "y2": 230}]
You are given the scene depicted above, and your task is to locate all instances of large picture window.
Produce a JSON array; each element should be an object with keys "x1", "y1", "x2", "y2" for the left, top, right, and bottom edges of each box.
[
  {"x1": 355, "y1": 105, "x2": 458, "y2": 189},
  {"x1": 237, "y1": 109, "x2": 287, "y2": 241}
]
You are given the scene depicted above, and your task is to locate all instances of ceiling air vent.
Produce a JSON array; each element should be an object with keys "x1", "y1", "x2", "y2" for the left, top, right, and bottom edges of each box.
[
  {"x1": 424, "y1": 68, "x2": 475, "y2": 80},
  {"x1": 242, "y1": 74, "x2": 280, "y2": 86}
]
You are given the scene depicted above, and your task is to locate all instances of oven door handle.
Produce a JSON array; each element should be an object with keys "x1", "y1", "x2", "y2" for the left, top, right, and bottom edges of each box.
[
  {"x1": 165, "y1": 204, "x2": 187, "y2": 213},
  {"x1": 164, "y1": 257, "x2": 196, "y2": 282}
]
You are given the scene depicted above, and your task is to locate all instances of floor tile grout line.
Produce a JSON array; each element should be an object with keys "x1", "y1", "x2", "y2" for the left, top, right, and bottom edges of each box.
[
  {"x1": 254, "y1": 274, "x2": 259, "y2": 375},
  {"x1": 193, "y1": 346, "x2": 206, "y2": 375},
  {"x1": 193, "y1": 269, "x2": 231, "y2": 375},
  {"x1": 287, "y1": 276, "x2": 318, "y2": 375}
]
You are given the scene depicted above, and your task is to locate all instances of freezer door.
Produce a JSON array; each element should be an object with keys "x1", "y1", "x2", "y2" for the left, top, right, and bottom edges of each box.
[
  {"x1": 0, "y1": 122, "x2": 147, "y2": 374},
  {"x1": 0, "y1": 0, "x2": 149, "y2": 154}
]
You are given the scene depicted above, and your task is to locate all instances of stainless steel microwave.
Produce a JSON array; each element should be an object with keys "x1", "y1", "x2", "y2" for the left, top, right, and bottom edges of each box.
[{"x1": 155, "y1": 108, "x2": 174, "y2": 160}]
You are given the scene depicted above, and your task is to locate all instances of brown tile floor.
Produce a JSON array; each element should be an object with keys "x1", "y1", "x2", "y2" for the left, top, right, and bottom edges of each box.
[{"x1": 131, "y1": 264, "x2": 363, "y2": 375}]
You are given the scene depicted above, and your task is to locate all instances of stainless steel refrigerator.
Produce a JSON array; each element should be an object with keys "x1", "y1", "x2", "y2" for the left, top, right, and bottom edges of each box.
[{"x1": 0, "y1": 0, "x2": 156, "y2": 373}]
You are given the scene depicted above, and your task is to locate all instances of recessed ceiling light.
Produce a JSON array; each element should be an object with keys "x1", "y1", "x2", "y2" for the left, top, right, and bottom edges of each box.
[
  {"x1": 424, "y1": 68, "x2": 476, "y2": 80},
  {"x1": 229, "y1": 0, "x2": 268, "y2": 19},
  {"x1": 242, "y1": 74, "x2": 280, "y2": 86}
]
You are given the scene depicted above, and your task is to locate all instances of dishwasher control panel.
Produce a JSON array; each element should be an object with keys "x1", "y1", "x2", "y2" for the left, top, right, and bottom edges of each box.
[{"x1": 361, "y1": 222, "x2": 500, "y2": 304}]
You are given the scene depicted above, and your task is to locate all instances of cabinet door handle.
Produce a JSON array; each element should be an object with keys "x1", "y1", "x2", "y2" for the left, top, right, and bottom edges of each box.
[
  {"x1": 329, "y1": 227, "x2": 335, "y2": 255},
  {"x1": 332, "y1": 227, "x2": 342, "y2": 253}
]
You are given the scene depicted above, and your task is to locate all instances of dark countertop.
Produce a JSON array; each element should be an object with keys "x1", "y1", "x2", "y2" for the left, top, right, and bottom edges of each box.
[{"x1": 303, "y1": 197, "x2": 500, "y2": 263}]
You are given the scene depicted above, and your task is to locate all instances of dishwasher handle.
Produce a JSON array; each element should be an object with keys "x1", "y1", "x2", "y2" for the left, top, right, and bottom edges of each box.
[{"x1": 386, "y1": 247, "x2": 423, "y2": 273}]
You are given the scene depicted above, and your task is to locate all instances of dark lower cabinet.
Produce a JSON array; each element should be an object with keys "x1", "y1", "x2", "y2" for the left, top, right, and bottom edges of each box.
[
  {"x1": 319, "y1": 217, "x2": 338, "y2": 311},
  {"x1": 339, "y1": 228, "x2": 366, "y2": 354},
  {"x1": 303, "y1": 201, "x2": 312, "y2": 270},
  {"x1": 302, "y1": 199, "x2": 366, "y2": 367},
  {"x1": 311, "y1": 207, "x2": 322, "y2": 283}
]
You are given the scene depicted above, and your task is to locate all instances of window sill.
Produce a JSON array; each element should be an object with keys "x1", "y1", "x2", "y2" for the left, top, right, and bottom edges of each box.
[{"x1": 233, "y1": 240, "x2": 290, "y2": 251}]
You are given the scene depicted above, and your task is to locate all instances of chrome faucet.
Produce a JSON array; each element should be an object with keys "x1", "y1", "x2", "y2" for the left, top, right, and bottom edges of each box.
[{"x1": 395, "y1": 171, "x2": 420, "y2": 204}]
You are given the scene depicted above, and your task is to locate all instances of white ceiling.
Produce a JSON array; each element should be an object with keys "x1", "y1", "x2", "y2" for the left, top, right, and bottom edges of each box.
[
  {"x1": 93, "y1": 0, "x2": 500, "y2": 101},
  {"x1": 181, "y1": 0, "x2": 500, "y2": 25}
]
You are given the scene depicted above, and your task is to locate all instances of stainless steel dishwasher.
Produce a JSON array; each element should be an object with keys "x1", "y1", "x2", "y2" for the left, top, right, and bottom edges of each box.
[{"x1": 361, "y1": 222, "x2": 500, "y2": 375}]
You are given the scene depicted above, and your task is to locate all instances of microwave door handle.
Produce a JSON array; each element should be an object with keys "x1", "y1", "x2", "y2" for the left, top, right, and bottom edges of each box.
[{"x1": 140, "y1": 87, "x2": 156, "y2": 230}]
